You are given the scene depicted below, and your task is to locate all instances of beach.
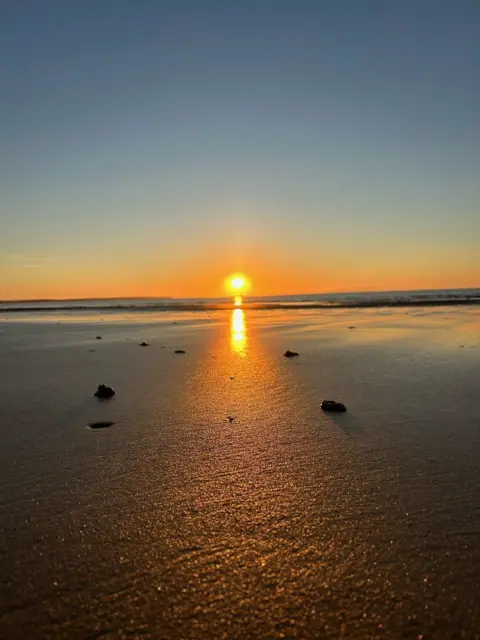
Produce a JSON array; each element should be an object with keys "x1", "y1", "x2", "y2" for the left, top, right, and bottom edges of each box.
[{"x1": 0, "y1": 305, "x2": 479, "y2": 639}]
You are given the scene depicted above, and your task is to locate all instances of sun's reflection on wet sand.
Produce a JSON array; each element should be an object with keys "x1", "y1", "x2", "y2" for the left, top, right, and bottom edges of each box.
[{"x1": 231, "y1": 308, "x2": 246, "y2": 357}]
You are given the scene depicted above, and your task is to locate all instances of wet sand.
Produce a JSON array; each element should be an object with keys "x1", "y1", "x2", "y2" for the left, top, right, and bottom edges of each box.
[{"x1": 0, "y1": 307, "x2": 479, "y2": 639}]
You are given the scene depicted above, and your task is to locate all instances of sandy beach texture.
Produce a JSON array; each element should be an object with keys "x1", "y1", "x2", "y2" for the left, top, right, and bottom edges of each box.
[{"x1": 0, "y1": 306, "x2": 479, "y2": 639}]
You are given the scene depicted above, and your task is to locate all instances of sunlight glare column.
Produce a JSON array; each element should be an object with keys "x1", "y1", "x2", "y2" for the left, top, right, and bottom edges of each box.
[{"x1": 231, "y1": 308, "x2": 246, "y2": 356}]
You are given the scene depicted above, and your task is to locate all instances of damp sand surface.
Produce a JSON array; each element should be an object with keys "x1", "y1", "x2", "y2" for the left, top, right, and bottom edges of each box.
[{"x1": 0, "y1": 306, "x2": 479, "y2": 639}]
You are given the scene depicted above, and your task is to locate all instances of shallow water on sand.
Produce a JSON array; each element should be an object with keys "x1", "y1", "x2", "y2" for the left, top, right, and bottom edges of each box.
[{"x1": 0, "y1": 307, "x2": 479, "y2": 639}]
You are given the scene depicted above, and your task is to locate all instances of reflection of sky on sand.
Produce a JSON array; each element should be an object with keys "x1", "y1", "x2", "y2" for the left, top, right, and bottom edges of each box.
[
  {"x1": 231, "y1": 308, "x2": 246, "y2": 357},
  {"x1": 3, "y1": 300, "x2": 478, "y2": 348},
  {"x1": 248, "y1": 307, "x2": 480, "y2": 349},
  {"x1": 182, "y1": 308, "x2": 291, "y2": 424},
  {"x1": 3, "y1": 306, "x2": 477, "y2": 355}
]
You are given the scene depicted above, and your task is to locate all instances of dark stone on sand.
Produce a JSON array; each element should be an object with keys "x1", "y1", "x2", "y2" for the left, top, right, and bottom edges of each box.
[
  {"x1": 88, "y1": 421, "x2": 115, "y2": 429},
  {"x1": 228, "y1": 416, "x2": 235, "y2": 422},
  {"x1": 96, "y1": 336, "x2": 102, "y2": 340},
  {"x1": 284, "y1": 350, "x2": 299, "y2": 358},
  {"x1": 321, "y1": 399, "x2": 347, "y2": 413},
  {"x1": 94, "y1": 384, "x2": 115, "y2": 399},
  {"x1": 139, "y1": 342, "x2": 149, "y2": 347},
  {"x1": 348, "y1": 326, "x2": 356, "y2": 329},
  {"x1": 174, "y1": 349, "x2": 186, "y2": 354}
]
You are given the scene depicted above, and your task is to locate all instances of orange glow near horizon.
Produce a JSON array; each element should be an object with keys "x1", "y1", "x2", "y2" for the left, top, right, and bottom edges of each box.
[{"x1": 1, "y1": 248, "x2": 478, "y2": 301}]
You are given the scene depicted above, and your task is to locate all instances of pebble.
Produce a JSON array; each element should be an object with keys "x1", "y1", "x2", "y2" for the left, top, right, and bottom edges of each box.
[
  {"x1": 94, "y1": 384, "x2": 115, "y2": 399},
  {"x1": 321, "y1": 399, "x2": 347, "y2": 412}
]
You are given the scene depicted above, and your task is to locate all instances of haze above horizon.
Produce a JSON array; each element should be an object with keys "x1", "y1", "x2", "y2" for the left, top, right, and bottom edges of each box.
[{"x1": 1, "y1": 0, "x2": 479, "y2": 300}]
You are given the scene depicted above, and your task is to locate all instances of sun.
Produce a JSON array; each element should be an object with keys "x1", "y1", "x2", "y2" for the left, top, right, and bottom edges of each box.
[
  {"x1": 231, "y1": 276, "x2": 245, "y2": 290},
  {"x1": 225, "y1": 273, "x2": 251, "y2": 295}
]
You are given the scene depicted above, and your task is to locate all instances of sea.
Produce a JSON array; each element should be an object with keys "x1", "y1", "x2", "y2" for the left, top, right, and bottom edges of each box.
[{"x1": 1, "y1": 287, "x2": 479, "y2": 314}]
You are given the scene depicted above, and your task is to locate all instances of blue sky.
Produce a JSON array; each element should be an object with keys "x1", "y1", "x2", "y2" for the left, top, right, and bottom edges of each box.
[{"x1": 1, "y1": 0, "x2": 478, "y2": 298}]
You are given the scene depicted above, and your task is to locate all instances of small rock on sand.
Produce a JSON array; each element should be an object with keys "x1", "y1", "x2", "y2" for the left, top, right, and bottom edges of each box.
[
  {"x1": 174, "y1": 349, "x2": 186, "y2": 354},
  {"x1": 94, "y1": 384, "x2": 115, "y2": 399},
  {"x1": 96, "y1": 336, "x2": 102, "y2": 340},
  {"x1": 321, "y1": 399, "x2": 347, "y2": 413},
  {"x1": 284, "y1": 349, "x2": 299, "y2": 358},
  {"x1": 139, "y1": 342, "x2": 149, "y2": 347}
]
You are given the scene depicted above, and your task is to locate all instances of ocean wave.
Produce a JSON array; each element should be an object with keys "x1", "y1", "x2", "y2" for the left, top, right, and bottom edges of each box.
[{"x1": 1, "y1": 289, "x2": 479, "y2": 313}]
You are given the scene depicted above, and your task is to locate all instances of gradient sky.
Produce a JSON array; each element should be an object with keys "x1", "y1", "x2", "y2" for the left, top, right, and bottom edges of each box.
[{"x1": 1, "y1": 0, "x2": 479, "y2": 299}]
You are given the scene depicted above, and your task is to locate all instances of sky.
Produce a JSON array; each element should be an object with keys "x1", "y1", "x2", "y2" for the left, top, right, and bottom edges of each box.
[{"x1": 1, "y1": 0, "x2": 479, "y2": 300}]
